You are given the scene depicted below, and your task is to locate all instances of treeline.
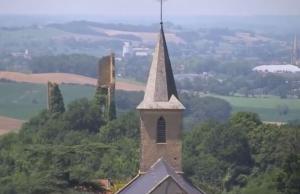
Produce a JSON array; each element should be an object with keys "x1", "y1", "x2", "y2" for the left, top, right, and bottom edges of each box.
[
  {"x1": 176, "y1": 57, "x2": 300, "y2": 98},
  {"x1": 115, "y1": 90, "x2": 232, "y2": 128},
  {"x1": 177, "y1": 73, "x2": 300, "y2": 98},
  {"x1": 29, "y1": 54, "x2": 99, "y2": 77}
]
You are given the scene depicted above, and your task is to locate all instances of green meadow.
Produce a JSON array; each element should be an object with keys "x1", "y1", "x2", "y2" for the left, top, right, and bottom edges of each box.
[
  {"x1": 0, "y1": 82, "x2": 95, "y2": 120},
  {"x1": 213, "y1": 95, "x2": 300, "y2": 122},
  {"x1": 0, "y1": 81, "x2": 300, "y2": 122}
]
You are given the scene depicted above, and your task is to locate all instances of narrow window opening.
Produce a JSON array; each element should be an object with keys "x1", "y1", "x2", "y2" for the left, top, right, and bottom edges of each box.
[{"x1": 157, "y1": 117, "x2": 166, "y2": 143}]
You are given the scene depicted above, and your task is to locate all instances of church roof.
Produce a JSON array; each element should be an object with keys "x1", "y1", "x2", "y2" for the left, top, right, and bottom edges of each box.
[
  {"x1": 137, "y1": 25, "x2": 185, "y2": 110},
  {"x1": 117, "y1": 158, "x2": 205, "y2": 194}
]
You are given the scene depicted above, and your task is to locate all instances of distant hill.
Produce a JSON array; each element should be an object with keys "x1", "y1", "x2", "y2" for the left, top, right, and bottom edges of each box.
[{"x1": 48, "y1": 21, "x2": 184, "y2": 44}]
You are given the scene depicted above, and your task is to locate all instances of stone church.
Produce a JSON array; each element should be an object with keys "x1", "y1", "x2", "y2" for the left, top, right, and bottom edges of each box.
[{"x1": 117, "y1": 22, "x2": 205, "y2": 194}]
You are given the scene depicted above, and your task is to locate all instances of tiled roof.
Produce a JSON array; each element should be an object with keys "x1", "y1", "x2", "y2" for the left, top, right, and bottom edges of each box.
[{"x1": 117, "y1": 158, "x2": 205, "y2": 194}]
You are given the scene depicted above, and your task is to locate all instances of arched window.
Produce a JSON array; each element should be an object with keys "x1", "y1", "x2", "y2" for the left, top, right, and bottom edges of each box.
[{"x1": 157, "y1": 117, "x2": 166, "y2": 143}]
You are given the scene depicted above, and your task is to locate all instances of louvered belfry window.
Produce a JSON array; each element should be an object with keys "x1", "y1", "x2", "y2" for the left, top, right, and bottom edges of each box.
[{"x1": 157, "y1": 117, "x2": 166, "y2": 143}]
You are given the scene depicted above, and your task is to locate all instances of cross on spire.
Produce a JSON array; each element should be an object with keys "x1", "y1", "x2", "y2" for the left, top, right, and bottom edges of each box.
[
  {"x1": 160, "y1": 0, "x2": 165, "y2": 25},
  {"x1": 160, "y1": 0, "x2": 162, "y2": 24},
  {"x1": 137, "y1": 0, "x2": 184, "y2": 109}
]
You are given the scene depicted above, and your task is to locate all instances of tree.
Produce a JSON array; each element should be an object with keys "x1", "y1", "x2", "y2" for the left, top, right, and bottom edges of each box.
[
  {"x1": 48, "y1": 83, "x2": 65, "y2": 114},
  {"x1": 230, "y1": 112, "x2": 262, "y2": 130},
  {"x1": 181, "y1": 94, "x2": 232, "y2": 128},
  {"x1": 277, "y1": 154, "x2": 300, "y2": 194},
  {"x1": 64, "y1": 98, "x2": 103, "y2": 133}
]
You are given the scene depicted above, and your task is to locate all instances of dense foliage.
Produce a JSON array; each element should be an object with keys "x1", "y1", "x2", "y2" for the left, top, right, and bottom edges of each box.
[
  {"x1": 183, "y1": 112, "x2": 300, "y2": 194},
  {"x1": 0, "y1": 88, "x2": 299, "y2": 194},
  {"x1": 175, "y1": 58, "x2": 300, "y2": 98},
  {"x1": 0, "y1": 98, "x2": 139, "y2": 194},
  {"x1": 30, "y1": 54, "x2": 99, "y2": 77},
  {"x1": 181, "y1": 94, "x2": 232, "y2": 128},
  {"x1": 115, "y1": 91, "x2": 232, "y2": 128}
]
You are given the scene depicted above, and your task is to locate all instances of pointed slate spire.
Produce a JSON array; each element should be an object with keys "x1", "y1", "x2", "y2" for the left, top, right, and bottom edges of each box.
[
  {"x1": 146, "y1": 25, "x2": 178, "y2": 100},
  {"x1": 137, "y1": 24, "x2": 184, "y2": 110},
  {"x1": 145, "y1": 0, "x2": 177, "y2": 102}
]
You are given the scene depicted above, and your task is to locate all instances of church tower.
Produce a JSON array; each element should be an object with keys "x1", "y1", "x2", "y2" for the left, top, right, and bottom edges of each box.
[
  {"x1": 117, "y1": 2, "x2": 204, "y2": 194},
  {"x1": 137, "y1": 24, "x2": 185, "y2": 173}
]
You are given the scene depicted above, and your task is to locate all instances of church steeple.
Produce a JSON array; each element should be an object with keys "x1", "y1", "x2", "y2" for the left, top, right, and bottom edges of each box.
[
  {"x1": 137, "y1": 8, "x2": 184, "y2": 110},
  {"x1": 136, "y1": 1, "x2": 184, "y2": 174},
  {"x1": 117, "y1": 1, "x2": 204, "y2": 193},
  {"x1": 142, "y1": 25, "x2": 179, "y2": 102}
]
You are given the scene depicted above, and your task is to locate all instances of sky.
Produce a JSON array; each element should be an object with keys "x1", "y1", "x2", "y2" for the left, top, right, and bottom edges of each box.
[{"x1": 0, "y1": 0, "x2": 300, "y2": 16}]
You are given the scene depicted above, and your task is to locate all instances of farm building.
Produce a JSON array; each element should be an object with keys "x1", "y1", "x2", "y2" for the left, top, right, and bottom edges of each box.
[{"x1": 253, "y1": 64, "x2": 300, "y2": 73}]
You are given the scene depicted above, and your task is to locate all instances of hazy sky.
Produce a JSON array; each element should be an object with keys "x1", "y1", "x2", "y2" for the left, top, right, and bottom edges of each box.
[{"x1": 0, "y1": 0, "x2": 300, "y2": 16}]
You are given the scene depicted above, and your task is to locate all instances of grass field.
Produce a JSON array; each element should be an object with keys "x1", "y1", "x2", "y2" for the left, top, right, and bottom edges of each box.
[
  {"x1": 0, "y1": 82, "x2": 95, "y2": 120},
  {"x1": 210, "y1": 95, "x2": 300, "y2": 122},
  {"x1": 0, "y1": 82, "x2": 300, "y2": 122}
]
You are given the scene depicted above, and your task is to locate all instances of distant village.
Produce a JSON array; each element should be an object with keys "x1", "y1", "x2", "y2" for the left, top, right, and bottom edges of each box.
[
  {"x1": 122, "y1": 42, "x2": 153, "y2": 58},
  {"x1": 120, "y1": 35, "x2": 300, "y2": 74}
]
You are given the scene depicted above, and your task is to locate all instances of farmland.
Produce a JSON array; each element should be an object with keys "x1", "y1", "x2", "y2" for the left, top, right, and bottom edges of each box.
[
  {"x1": 0, "y1": 116, "x2": 24, "y2": 135},
  {"x1": 0, "y1": 71, "x2": 145, "y2": 91},
  {"x1": 213, "y1": 95, "x2": 300, "y2": 122},
  {"x1": 1, "y1": 82, "x2": 300, "y2": 122},
  {"x1": 0, "y1": 82, "x2": 95, "y2": 120}
]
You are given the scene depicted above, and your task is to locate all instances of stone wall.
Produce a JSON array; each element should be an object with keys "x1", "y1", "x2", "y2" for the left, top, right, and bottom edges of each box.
[{"x1": 139, "y1": 109, "x2": 183, "y2": 173}]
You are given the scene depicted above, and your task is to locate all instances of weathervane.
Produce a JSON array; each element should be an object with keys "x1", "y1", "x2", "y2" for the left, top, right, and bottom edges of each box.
[{"x1": 159, "y1": 0, "x2": 166, "y2": 25}]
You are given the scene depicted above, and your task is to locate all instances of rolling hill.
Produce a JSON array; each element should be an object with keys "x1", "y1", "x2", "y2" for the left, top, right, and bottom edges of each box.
[{"x1": 0, "y1": 71, "x2": 144, "y2": 91}]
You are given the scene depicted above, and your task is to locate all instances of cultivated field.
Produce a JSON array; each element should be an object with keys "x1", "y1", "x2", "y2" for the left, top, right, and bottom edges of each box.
[
  {"x1": 0, "y1": 71, "x2": 144, "y2": 91},
  {"x1": 93, "y1": 27, "x2": 185, "y2": 44},
  {"x1": 0, "y1": 116, "x2": 24, "y2": 135},
  {"x1": 1, "y1": 82, "x2": 300, "y2": 122},
  {"x1": 211, "y1": 95, "x2": 300, "y2": 122}
]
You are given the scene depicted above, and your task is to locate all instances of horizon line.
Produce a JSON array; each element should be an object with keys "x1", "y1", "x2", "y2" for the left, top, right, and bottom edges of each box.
[{"x1": 1, "y1": 13, "x2": 300, "y2": 17}]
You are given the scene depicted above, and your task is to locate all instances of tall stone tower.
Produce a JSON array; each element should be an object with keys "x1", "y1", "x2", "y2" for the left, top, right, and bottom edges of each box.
[
  {"x1": 292, "y1": 35, "x2": 298, "y2": 66},
  {"x1": 47, "y1": 82, "x2": 57, "y2": 110},
  {"x1": 97, "y1": 53, "x2": 116, "y2": 120},
  {"x1": 137, "y1": 25, "x2": 185, "y2": 173}
]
